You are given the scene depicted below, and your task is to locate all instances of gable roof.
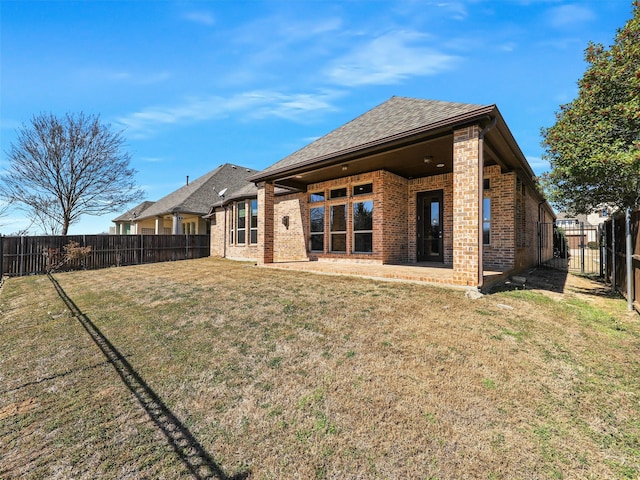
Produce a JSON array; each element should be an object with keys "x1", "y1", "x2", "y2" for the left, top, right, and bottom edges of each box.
[
  {"x1": 134, "y1": 163, "x2": 257, "y2": 220},
  {"x1": 112, "y1": 201, "x2": 156, "y2": 222},
  {"x1": 251, "y1": 96, "x2": 493, "y2": 181}
]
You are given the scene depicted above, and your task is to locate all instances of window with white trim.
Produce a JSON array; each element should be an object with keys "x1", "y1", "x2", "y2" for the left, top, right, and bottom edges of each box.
[
  {"x1": 236, "y1": 201, "x2": 246, "y2": 244},
  {"x1": 229, "y1": 204, "x2": 234, "y2": 244}
]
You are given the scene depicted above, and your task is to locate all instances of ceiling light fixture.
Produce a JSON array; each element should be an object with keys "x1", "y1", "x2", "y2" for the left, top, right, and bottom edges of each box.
[
  {"x1": 342, "y1": 165, "x2": 348, "y2": 171},
  {"x1": 423, "y1": 156, "x2": 433, "y2": 164},
  {"x1": 436, "y1": 163, "x2": 445, "y2": 168}
]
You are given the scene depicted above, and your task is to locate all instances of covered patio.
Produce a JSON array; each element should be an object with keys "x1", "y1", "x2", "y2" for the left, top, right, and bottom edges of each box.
[{"x1": 261, "y1": 261, "x2": 509, "y2": 290}]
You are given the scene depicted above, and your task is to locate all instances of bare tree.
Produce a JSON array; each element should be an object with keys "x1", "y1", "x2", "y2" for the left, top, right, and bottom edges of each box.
[{"x1": 1, "y1": 112, "x2": 144, "y2": 235}]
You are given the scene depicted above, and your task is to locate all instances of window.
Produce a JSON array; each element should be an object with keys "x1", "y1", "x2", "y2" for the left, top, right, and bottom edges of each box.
[
  {"x1": 353, "y1": 183, "x2": 373, "y2": 196},
  {"x1": 309, "y1": 192, "x2": 325, "y2": 203},
  {"x1": 250, "y1": 199, "x2": 258, "y2": 244},
  {"x1": 330, "y1": 204, "x2": 347, "y2": 252},
  {"x1": 330, "y1": 187, "x2": 347, "y2": 199},
  {"x1": 483, "y1": 197, "x2": 491, "y2": 245},
  {"x1": 483, "y1": 178, "x2": 490, "y2": 190},
  {"x1": 310, "y1": 206, "x2": 324, "y2": 251},
  {"x1": 229, "y1": 204, "x2": 234, "y2": 244},
  {"x1": 236, "y1": 201, "x2": 246, "y2": 244},
  {"x1": 353, "y1": 201, "x2": 373, "y2": 252}
]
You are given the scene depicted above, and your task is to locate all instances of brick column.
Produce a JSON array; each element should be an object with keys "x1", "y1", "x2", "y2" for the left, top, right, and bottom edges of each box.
[
  {"x1": 257, "y1": 181, "x2": 274, "y2": 264},
  {"x1": 452, "y1": 125, "x2": 481, "y2": 286}
]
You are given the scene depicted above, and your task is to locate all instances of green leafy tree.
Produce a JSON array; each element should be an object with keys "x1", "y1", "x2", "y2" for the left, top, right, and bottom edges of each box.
[
  {"x1": 541, "y1": 1, "x2": 640, "y2": 214},
  {"x1": 1, "y1": 112, "x2": 144, "y2": 235}
]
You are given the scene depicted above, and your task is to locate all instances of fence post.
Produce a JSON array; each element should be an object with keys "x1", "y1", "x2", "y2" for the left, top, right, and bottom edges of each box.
[
  {"x1": 612, "y1": 215, "x2": 616, "y2": 293},
  {"x1": 140, "y1": 234, "x2": 143, "y2": 264},
  {"x1": 0, "y1": 235, "x2": 3, "y2": 278},
  {"x1": 579, "y1": 222, "x2": 585, "y2": 274},
  {"x1": 626, "y1": 208, "x2": 633, "y2": 311},
  {"x1": 599, "y1": 225, "x2": 604, "y2": 278},
  {"x1": 19, "y1": 235, "x2": 24, "y2": 277}
]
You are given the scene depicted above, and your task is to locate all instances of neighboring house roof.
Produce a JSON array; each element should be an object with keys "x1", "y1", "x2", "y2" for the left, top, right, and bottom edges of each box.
[
  {"x1": 251, "y1": 96, "x2": 494, "y2": 182},
  {"x1": 555, "y1": 213, "x2": 594, "y2": 226},
  {"x1": 112, "y1": 201, "x2": 156, "y2": 222},
  {"x1": 133, "y1": 163, "x2": 257, "y2": 220}
]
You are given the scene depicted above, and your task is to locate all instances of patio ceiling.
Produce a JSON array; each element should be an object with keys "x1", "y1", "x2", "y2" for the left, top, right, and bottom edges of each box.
[{"x1": 272, "y1": 127, "x2": 509, "y2": 191}]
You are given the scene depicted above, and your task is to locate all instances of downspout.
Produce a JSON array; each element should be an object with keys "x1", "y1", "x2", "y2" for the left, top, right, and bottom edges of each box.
[
  {"x1": 478, "y1": 116, "x2": 497, "y2": 289},
  {"x1": 223, "y1": 206, "x2": 227, "y2": 259},
  {"x1": 537, "y1": 201, "x2": 546, "y2": 266}
]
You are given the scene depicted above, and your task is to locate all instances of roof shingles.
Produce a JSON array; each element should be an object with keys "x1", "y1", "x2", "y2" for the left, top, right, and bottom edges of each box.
[{"x1": 255, "y1": 96, "x2": 490, "y2": 178}]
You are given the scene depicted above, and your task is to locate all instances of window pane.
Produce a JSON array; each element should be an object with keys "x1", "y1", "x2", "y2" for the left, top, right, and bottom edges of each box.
[
  {"x1": 431, "y1": 201, "x2": 440, "y2": 227},
  {"x1": 238, "y1": 230, "x2": 246, "y2": 244},
  {"x1": 483, "y1": 198, "x2": 491, "y2": 222},
  {"x1": 330, "y1": 187, "x2": 347, "y2": 199},
  {"x1": 353, "y1": 201, "x2": 373, "y2": 231},
  {"x1": 330, "y1": 205, "x2": 346, "y2": 231},
  {"x1": 354, "y1": 232, "x2": 372, "y2": 252},
  {"x1": 250, "y1": 200, "x2": 258, "y2": 228},
  {"x1": 309, "y1": 192, "x2": 325, "y2": 202},
  {"x1": 331, "y1": 233, "x2": 346, "y2": 252},
  {"x1": 483, "y1": 197, "x2": 491, "y2": 245},
  {"x1": 250, "y1": 229, "x2": 257, "y2": 244},
  {"x1": 353, "y1": 183, "x2": 373, "y2": 196},
  {"x1": 310, "y1": 207, "x2": 324, "y2": 232},
  {"x1": 237, "y1": 202, "x2": 246, "y2": 228},
  {"x1": 310, "y1": 234, "x2": 324, "y2": 251}
]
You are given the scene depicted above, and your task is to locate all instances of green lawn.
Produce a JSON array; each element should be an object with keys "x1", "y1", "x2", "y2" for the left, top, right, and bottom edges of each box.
[{"x1": 1, "y1": 258, "x2": 638, "y2": 479}]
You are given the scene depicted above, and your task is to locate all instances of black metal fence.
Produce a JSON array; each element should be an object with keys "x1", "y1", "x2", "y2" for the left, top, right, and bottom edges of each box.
[
  {"x1": 539, "y1": 222, "x2": 602, "y2": 275},
  {"x1": 1, "y1": 234, "x2": 210, "y2": 277}
]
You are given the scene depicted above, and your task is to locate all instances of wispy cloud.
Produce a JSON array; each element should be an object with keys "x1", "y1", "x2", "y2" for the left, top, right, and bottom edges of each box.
[
  {"x1": 78, "y1": 68, "x2": 171, "y2": 85},
  {"x1": 182, "y1": 11, "x2": 215, "y2": 26},
  {"x1": 325, "y1": 30, "x2": 459, "y2": 87},
  {"x1": 116, "y1": 90, "x2": 343, "y2": 138},
  {"x1": 547, "y1": 5, "x2": 595, "y2": 29},
  {"x1": 435, "y1": 1, "x2": 469, "y2": 21}
]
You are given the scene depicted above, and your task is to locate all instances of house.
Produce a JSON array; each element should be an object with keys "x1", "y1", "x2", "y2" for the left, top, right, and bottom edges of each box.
[
  {"x1": 209, "y1": 96, "x2": 555, "y2": 288},
  {"x1": 112, "y1": 201, "x2": 156, "y2": 235},
  {"x1": 113, "y1": 163, "x2": 257, "y2": 235}
]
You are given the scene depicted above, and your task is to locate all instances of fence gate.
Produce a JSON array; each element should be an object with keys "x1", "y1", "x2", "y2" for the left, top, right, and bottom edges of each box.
[{"x1": 539, "y1": 222, "x2": 603, "y2": 275}]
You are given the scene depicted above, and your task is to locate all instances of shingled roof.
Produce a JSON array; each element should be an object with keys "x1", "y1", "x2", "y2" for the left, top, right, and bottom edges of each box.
[
  {"x1": 133, "y1": 163, "x2": 257, "y2": 220},
  {"x1": 112, "y1": 201, "x2": 156, "y2": 222},
  {"x1": 251, "y1": 96, "x2": 492, "y2": 181}
]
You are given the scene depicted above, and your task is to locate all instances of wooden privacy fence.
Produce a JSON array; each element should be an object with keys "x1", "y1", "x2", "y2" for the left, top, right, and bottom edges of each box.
[
  {"x1": 1, "y1": 234, "x2": 211, "y2": 277},
  {"x1": 603, "y1": 210, "x2": 639, "y2": 312}
]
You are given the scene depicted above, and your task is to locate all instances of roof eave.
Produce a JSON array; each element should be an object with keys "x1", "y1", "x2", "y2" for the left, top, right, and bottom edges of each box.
[{"x1": 249, "y1": 105, "x2": 497, "y2": 183}]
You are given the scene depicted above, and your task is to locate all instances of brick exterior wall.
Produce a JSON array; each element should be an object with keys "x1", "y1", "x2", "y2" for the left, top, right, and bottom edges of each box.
[
  {"x1": 273, "y1": 193, "x2": 309, "y2": 262},
  {"x1": 483, "y1": 165, "x2": 515, "y2": 270},
  {"x1": 380, "y1": 170, "x2": 408, "y2": 264},
  {"x1": 209, "y1": 206, "x2": 225, "y2": 257},
  {"x1": 257, "y1": 182, "x2": 274, "y2": 264},
  {"x1": 452, "y1": 125, "x2": 481, "y2": 286}
]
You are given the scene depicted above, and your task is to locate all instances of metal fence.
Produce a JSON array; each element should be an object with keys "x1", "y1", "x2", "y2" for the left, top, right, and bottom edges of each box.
[
  {"x1": 539, "y1": 222, "x2": 602, "y2": 275},
  {"x1": 603, "y1": 210, "x2": 639, "y2": 311},
  {"x1": 1, "y1": 234, "x2": 211, "y2": 277}
]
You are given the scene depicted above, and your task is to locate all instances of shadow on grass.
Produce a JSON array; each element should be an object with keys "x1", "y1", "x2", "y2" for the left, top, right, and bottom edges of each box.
[
  {"x1": 48, "y1": 274, "x2": 250, "y2": 480},
  {"x1": 487, "y1": 266, "x2": 569, "y2": 295},
  {"x1": 0, "y1": 360, "x2": 112, "y2": 395}
]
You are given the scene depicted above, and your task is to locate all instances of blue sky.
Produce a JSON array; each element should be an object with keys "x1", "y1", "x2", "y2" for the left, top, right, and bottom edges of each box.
[{"x1": 0, "y1": 0, "x2": 634, "y2": 234}]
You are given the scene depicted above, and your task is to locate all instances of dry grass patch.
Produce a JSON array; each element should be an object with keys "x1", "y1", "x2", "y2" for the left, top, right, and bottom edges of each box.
[{"x1": 1, "y1": 258, "x2": 639, "y2": 479}]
